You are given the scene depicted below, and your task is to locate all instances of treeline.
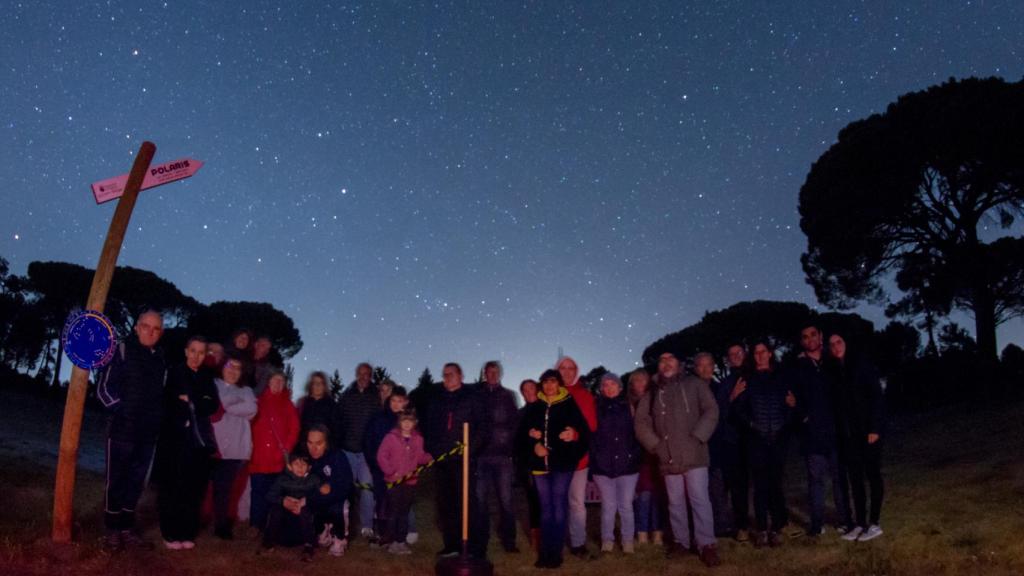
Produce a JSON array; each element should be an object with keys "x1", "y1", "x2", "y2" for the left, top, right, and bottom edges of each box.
[
  {"x1": 0, "y1": 257, "x2": 302, "y2": 389},
  {"x1": 640, "y1": 300, "x2": 1024, "y2": 411}
]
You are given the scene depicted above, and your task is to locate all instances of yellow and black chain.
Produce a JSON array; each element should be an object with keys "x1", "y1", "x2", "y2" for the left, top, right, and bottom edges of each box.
[{"x1": 353, "y1": 442, "x2": 465, "y2": 492}]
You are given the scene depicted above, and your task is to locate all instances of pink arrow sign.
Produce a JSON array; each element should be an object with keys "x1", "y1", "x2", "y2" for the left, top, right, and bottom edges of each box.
[{"x1": 91, "y1": 158, "x2": 204, "y2": 204}]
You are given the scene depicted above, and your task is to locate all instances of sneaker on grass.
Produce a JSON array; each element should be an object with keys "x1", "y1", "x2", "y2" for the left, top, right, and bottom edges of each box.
[
  {"x1": 164, "y1": 540, "x2": 183, "y2": 550},
  {"x1": 841, "y1": 527, "x2": 864, "y2": 541},
  {"x1": 406, "y1": 531, "x2": 419, "y2": 545},
  {"x1": 858, "y1": 525, "x2": 883, "y2": 541}
]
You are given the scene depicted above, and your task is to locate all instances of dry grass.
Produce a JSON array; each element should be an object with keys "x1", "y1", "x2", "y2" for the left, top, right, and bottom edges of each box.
[{"x1": 1, "y1": 389, "x2": 1022, "y2": 575}]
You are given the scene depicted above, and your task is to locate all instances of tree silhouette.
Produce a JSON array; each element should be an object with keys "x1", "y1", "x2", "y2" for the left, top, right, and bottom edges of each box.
[
  {"x1": 799, "y1": 77, "x2": 1024, "y2": 362},
  {"x1": 187, "y1": 301, "x2": 303, "y2": 359}
]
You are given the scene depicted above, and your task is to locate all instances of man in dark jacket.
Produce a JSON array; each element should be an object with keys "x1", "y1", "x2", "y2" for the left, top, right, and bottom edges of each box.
[
  {"x1": 707, "y1": 346, "x2": 750, "y2": 540},
  {"x1": 790, "y1": 325, "x2": 853, "y2": 537},
  {"x1": 475, "y1": 360, "x2": 520, "y2": 553},
  {"x1": 97, "y1": 309, "x2": 167, "y2": 551},
  {"x1": 155, "y1": 336, "x2": 219, "y2": 550},
  {"x1": 425, "y1": 362, "x2": 492, "y2": 559},
  {"x1": 339, "y1": 362, "x2": 380, "y2": 539}
]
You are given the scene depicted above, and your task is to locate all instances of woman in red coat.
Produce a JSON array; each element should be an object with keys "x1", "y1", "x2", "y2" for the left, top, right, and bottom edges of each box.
[{"x1": 248, "y1": 371, "x2": 299, "y2": 531}]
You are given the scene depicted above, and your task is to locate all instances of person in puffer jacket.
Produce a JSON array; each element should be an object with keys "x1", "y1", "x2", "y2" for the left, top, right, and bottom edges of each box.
[
  {"x1": 590, "y1": 373, "x2": 642, "y2": 554},
  {"x1": 732, "y1": 341, "x2": 795, "y2": 548}
]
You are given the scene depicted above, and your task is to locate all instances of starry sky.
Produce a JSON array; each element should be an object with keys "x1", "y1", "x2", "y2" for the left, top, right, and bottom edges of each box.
[{"x1": 2, "y1": 1, "x2": 1023, "y2": 390}]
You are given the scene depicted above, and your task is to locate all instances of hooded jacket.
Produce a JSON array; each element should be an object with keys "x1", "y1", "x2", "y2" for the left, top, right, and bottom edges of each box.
[
  {"x1": 250, "y1": 386, "x2": 300, "y2": 473},
  {"x1": 377, "y1": 428, "x2": 432, "y2": 484},
  {"x1": 634, "y1": 372, "x2": 718, "y2": 475},
  {"x1": 516, "y1": 387, "x2": 591, "y2": 474}
]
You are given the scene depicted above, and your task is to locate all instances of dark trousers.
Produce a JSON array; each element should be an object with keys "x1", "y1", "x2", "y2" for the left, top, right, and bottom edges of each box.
[
  {"x1": 211, "y1": 459, "x2": 246, "y2": 531},
  {"x1": 312, "y1": 502, "x2": 347, "y2": 539},
  {"x1": 534, "y1": 471, "x2": 573, "y2": 565},
  {"x1": 263, "y1": 504, "x2": 316, "y2": 547},
  {"x1": 250, "y1": 472, "x2": 279, "y2": 530},
  {"x1": 381, "y1": 484, "x2": 416, "y2": 545},
  {"x1": 709, "y1": 442, "x2": 749, "y2": 534},
  {"x1": 476, "y1": 456, "x2": 517, "y2": 549},
  {"x1": 806, "y1": 450, "x2": 852, "y2": 532},
  {"x1": 436, "y1": 460, "x2": 487, "y2": 557},
  {"x1": 105, "y1": 437, "x2": 157, "y2": 531},
  {"x1": 158, "y1": 448, "x2": 211, "y2": 541},
  {"x1": 748, "y1": 437, "x2": 788, "y2": 532},
  {"x1": 846, "y1": 441, "x2": 884, "y2": 527}
]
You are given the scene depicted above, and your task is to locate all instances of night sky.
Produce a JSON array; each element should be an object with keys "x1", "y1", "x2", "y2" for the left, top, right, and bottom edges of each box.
[{"x1": 2, "y1": 2, "x2": 1023, "y2": 389}]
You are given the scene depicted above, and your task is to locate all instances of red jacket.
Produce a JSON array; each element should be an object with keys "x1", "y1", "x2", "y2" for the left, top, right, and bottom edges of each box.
[
  {"x1": 249, "y1": 388, "x2": 299, "y2": 473},
  {"x1": 377, "y1": 429, "x2": 432, "y2": 485},
  {"x1": 566, "y1": 383, "x2": 597, "y2": 470}
]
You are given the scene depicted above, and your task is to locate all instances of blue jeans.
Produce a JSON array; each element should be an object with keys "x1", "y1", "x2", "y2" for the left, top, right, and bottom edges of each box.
[
  {"x1": 344, "y1": 451, "x2": 375, "y2": 534},
  {"x1": 806, "y1": 451, "x2": 852, "y2": 533},
  {"x1": 634, "y1": 490, "x2": 662, "y2": 533},
  {"x1": 665, "y1": 468, "x2": 715, "y2": 548},
  {"x1": 535, "y1": 471, "x2": 573, "y2": 564},
  {"x1": 567, "y1": 468, "x2": 589, "y2": 547},
  {"x1": 476, "y1": 456, "x2": 517, "y2": 549},
  {"x1": 593, "y1": 473, "x2": 639, "y2": 544}
]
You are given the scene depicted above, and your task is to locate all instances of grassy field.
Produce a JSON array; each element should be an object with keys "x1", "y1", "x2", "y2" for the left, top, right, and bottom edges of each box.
[{"x1": 1, "y1": 389, "x2": 1022, "y2": 576}]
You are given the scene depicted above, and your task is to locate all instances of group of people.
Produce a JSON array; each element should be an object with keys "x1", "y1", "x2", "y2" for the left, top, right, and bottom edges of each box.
[{"x1": 97, "y1": 309, "x2": 886, "y2": 569}]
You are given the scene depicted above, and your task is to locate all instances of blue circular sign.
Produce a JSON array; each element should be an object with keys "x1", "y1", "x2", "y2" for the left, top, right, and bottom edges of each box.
[{"x1": 62, "y1": 310, "x2": 118, "y2": 370}]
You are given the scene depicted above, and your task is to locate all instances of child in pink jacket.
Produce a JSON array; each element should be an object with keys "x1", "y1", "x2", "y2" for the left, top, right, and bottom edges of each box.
[{"x1": 376, "y1": 410, "x2": 432, "y2": 554}]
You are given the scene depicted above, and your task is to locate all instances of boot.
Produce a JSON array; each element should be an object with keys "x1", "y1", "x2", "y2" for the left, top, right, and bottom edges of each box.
[
  {"x1": 530, "y1": 528, "x2": 541, "y2": 551},
  {"x1": 636, "y1": 531, "x2": 649, "y2": 545},
  {"x1": 652, "y1": 530, "x2": 664, "y2": 546}
]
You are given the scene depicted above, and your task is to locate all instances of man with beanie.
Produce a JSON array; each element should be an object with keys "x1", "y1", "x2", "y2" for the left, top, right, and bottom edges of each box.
[{"x1": 635, "y1": 351, "x2": 721, "y2": 567}]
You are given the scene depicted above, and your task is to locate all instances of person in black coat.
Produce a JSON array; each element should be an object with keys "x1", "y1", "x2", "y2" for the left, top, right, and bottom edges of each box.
[
  {"x1": 790, "y1": 325, "x2": 853, "y2": 536},
  {"x1": 424, "y1": 362, "x2": 492, "y2": 559},
  {"x1": 96, "y1": 310, "x2": 167, "y2": 550},
  {"x1": 155, "y1": 336, "x2": 220, "y2": 550},
  {"x1": 731, "y1": 341, "x2": 794, "y2": 548},
  {"x1": 590, "y1": 372, "x2": 642, "y2": 554},
  {"x1": 297, "y1": 371, "x2": 343, "y2": 447},
  {"x1": 827, "y1": 333, "x2": 886, "y2": 542},
  {"x1": 516, "y1": 370, "x2": 590, "y2": 569},
  {"x1": 363, "y1": 386, "x2": 409, "y2": 539}
]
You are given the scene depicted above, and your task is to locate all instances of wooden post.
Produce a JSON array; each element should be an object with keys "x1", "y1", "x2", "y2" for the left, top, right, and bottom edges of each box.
[
  {"x1": 52, "y1": 141, "x2": 157, "y2": 543},
  {"x1": 462, "y1": 422, "x2": 469, "y2": 553}
]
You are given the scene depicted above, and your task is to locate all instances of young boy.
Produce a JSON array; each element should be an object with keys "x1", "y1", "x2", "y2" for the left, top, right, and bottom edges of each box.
[
  {"x1": 262, "y1": 453, "x2": 325, "y2": 561},
  {"x1": 376, "y1": 410, "x2": 432, "y2": 555}
]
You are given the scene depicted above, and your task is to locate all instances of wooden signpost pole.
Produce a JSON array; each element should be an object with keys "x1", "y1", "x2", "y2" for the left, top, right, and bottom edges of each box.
[{"x1": 52, "y1": 141, "x2": 157, "y2": 543}]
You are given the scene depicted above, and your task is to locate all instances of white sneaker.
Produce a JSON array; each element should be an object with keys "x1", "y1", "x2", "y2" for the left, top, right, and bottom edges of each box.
[
  {"x1": 329, "y1": 537, "x2": 347, "y2": 557},
  {"x1": 858, "y1": 525, "x2": 883, "y2": 542},
  {"x1": 841, "y1": 527, "x2": 864, "y2": 541},
  {"x1": 164, "y1": 540, "x2": 183, "y2": 550},
  {"x1": 405, "y1": 531, "x2": 419, "y2": 545},
  {"x1": 180, "y1": 541, "x2": 195, "y2": 550},
  {"x1": 319, "y1": 524, "x2": 335, "y2": 547},
  {"x1": 360, "y1": 527, "x2": 375, "y2": 539}
]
